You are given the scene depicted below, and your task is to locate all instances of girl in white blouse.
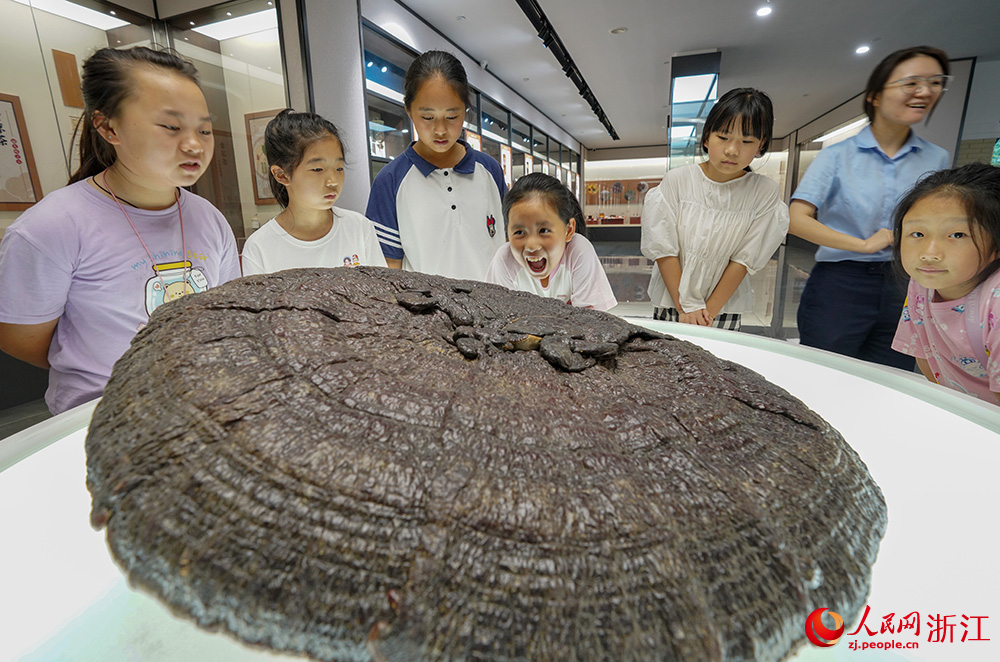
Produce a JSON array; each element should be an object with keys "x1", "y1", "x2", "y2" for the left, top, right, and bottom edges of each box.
[{"x1": 641, "y1": 88, "x2": 789, "y2": 330}]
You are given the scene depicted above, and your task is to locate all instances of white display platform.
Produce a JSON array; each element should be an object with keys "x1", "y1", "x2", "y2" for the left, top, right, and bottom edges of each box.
[{"x1": 1, "y1": 321, "x2": 997, "y2": 662}]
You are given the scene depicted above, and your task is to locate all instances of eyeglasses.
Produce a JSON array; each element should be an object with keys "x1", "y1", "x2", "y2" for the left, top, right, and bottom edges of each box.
[{"x1": 885, "y1": 75, "x2": 953, "y2": 94}]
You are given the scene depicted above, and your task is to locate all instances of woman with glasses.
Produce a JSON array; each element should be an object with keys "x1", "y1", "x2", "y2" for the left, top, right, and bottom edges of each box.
[{"x1": 789, "y1": 46, "x2": 952, "y2": 370}]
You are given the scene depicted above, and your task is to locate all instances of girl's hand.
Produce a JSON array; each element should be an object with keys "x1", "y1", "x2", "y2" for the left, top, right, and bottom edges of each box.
[
  {"x1": 679, "y1": 309, "x2": 711, "y2": 326},
  {"x1": 860, "y1": 228, "x2": 894, "y2": 254}
]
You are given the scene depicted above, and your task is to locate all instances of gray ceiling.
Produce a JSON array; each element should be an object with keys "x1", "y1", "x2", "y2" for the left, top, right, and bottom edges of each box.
[{"x1": 399, "y1": 0, "x2": 1000, "y2": 151}]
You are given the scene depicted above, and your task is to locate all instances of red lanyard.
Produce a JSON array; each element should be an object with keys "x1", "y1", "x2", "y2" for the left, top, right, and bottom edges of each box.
[{"x1": 102, "y1": 170, "x2": 188, "y2": 300}]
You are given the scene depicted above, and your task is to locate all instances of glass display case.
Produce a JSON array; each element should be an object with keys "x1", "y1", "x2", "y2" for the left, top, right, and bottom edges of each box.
[{"x1": 2, "y1": 325, "x2": 996, "y2": 661}]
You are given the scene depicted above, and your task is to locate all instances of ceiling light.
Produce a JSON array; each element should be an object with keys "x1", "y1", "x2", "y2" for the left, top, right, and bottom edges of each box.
[
  {"x1": 756, "y1": 7, "x2": 771, "y2": 16},
  {"x1": 192, "y1": 9, "x2": 277, "y2": 40},
  {"x1": 367, "y1": 61, "x2": 373, "y2": 67},
  {"x1": 381, "y1": 66, "x2": 387, "y2": 73},
  {"x1": 856, "y1": 45, "x2": 870, "y2": 54},
  {"x1": 815, "y1": 117, "x2": 869, "y2": 143},
  {"x1": 12, "y1": 0, "x2": 128, "y2": 29},
  {"x1": 610, "y1": 26, "x2": 628, "y2": 35}
]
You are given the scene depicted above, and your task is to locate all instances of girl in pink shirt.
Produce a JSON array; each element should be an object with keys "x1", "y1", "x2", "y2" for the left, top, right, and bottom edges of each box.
[{"x1": 892, "y1": 163, "x2": 1000, "y2": 405}]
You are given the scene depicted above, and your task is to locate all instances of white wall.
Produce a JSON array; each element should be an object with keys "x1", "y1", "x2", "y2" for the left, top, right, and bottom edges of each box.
[
  {"x1": 962, "y1": 58, "x2": 1000, "y2": 141},
  {"x1": 0, "y1": 0, "x2": 111, "y2": 229}
]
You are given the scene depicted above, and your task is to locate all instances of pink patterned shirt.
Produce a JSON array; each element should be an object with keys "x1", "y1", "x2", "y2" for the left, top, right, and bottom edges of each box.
[{"x1": 892, "y1": 269, "x2": 1000, "y2": 402}]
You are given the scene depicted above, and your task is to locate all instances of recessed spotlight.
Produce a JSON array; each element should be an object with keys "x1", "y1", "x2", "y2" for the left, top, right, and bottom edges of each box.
[
  {"x1": 609, "y1": 26, "x2": 628, "y2": 35},
  {"x1": 227, "y1": 12, "x2": 232, "y2": 16},
  {"x1": 856, "y1": 45, "x2": 870, "y2": 54},
  {"x1": 381, "y1": 66, "x2": 387, "y2": 73},
  {"x1": 367, "y1": 61, "x2": 373, "y2": 67},
  {"x1": 109, "y1": 10, "x2": 116, "y2": 15},
  {"x1": 189, "y1": 21, "x2": 195, "y2": 26},
  {"x1": 756, "y1": 6, "x2": 772, "y2": 16}
]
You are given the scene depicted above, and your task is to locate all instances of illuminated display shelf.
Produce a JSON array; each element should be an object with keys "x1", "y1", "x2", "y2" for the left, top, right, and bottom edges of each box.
[{"x1": 1, "y1": 321, "x2": 996, "y2": 661}]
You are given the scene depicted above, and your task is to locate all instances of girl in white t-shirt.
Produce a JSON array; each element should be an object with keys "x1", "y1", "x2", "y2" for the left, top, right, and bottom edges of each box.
[
  {"x1": 641, "y1": 88, "x2": 789, "y2": 331},
  {"x1": 241, "y1": 110, "x2": 385, "y2": 275},
  {"x1": 891, "y1": 163, "x2": 1000, "y2": 404},
  {"x1": 486, "y1": 173, "x2": 616, "y2": 311}
]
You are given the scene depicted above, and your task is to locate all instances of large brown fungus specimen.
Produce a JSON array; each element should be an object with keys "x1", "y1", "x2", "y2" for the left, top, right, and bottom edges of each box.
[{"x1": 86, "y1": 267, "x2": 887, "y2": 662}]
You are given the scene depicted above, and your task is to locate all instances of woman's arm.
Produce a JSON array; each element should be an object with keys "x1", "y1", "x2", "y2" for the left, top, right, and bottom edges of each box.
[
  {"x1": 385, "y1": 258, "x2": 403, "y2": 269},
  {"x1": 788, "y1": 200, "x2": 893, "y2": 253},
  {"x1": 705, "y1": 261, "x2": 748, "y2": 320},
  {"x1": 0, "y1": 320, "x2": 58, "y2": 369}
]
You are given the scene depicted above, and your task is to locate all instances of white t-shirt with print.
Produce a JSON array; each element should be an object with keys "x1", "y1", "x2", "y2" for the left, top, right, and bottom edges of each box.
[{"x1": 241, "y1": 207, "x2": 387, "y2": 275}]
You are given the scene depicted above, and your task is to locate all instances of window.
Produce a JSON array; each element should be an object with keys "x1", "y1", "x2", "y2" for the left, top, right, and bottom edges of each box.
[
  {"x1": 361, "y1": 24, "x2": 418, "y2": 179},
  {"x1": 0, "y1": 0, "x2": 155, "y2": 230},
  {"x1": 668, "y1": 52, "x2": 721, "y2": 170},
  {"x1": 368, "y1": 94, "x2": 410, "y2": 160},
  {"x1": 481, "y1": 97, "x2": 509, "y2": 145},
  {"x1": 168, "y1": 0, "x2": 288, "y2": 244}
]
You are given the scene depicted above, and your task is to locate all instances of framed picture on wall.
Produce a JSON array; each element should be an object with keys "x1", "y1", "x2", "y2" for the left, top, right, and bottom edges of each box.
[
  {"x1": 0, "y1": 93, "x2": 42, "y2": 211},
  {"x1": 500, "y1": 144, "x2": 512, "y2": 189},
  {"x1": 244, "y1": 109, "x2": 282, "y2": 205},
  {"x1": 465, "y1": 131, "x2": 482, "y2": 152}
]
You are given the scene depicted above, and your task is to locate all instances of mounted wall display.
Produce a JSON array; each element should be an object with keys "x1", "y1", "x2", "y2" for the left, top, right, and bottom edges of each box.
[
  {"x1": 500, "y1": 144, "x2": 512, "y2": 188},
  {"x1": 0, "y1": 93, "x2": 42, "y2": 211},
  {"x1": 52, "y1": 50, "x2": 84, "y2": 109},
  {"x1": 244, "y1": 109, "x2": 282, "y2": 205},
  {"x1": 584, "y1": 177, "x2": 661, "y2": 225},
  {"x1": 465, "y1": 131, "x2": 481, "y2": 152}
]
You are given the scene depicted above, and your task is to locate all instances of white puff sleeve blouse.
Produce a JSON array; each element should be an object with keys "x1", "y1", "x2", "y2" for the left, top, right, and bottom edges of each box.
[{"x1": 640, "y1": 163, "x2": 789, "y2": 314}]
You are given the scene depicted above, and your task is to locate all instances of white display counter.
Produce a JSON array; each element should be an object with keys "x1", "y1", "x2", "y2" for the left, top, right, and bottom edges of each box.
[{"x1": 1, "y1": 321, "x2": 997, "y2": 662}]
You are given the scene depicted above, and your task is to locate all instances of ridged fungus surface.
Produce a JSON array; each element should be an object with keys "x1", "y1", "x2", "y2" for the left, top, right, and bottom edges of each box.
[{"x1": 86, "y1": 267, "x2": 887, "y2": 662}]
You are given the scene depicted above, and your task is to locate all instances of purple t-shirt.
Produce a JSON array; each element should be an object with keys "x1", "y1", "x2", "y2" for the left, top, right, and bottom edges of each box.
[{"x1": 0, "y1": 180, "x2": 241, "y2": 413}]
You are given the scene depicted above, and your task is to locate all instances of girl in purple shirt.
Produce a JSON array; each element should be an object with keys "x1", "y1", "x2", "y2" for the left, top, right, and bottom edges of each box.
[{"x1": 0, "y1": 47, "x2": 239, "y2": 413}]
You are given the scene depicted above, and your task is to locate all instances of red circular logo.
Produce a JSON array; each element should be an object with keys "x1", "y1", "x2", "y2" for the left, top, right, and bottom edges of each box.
[{"x1": 805, "y1": 607, "x2": 845, "y2": 647}]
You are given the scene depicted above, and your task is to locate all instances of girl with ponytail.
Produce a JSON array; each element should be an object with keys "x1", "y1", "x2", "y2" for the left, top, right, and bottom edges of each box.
[
  {"x1": 240, "y1": 109, "x2": 385, "y2": 275},
  {"x1": 0, "y1": 46, "x2": 240, "y2": 414}
]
